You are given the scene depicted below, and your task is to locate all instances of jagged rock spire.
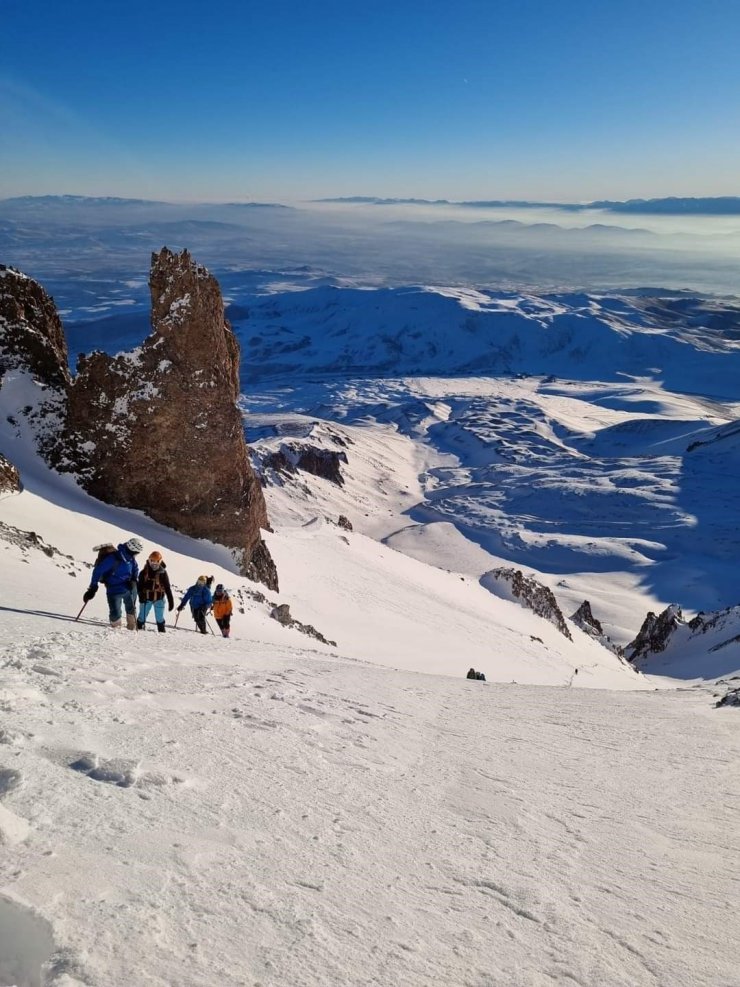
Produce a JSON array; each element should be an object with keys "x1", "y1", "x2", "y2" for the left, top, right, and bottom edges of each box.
[
  {"x1": 626, "y1": 604, "x2": 683, "y2": 663},
  {"x1": 62, "y1": 247, "x2": 278, "y2": 589}
]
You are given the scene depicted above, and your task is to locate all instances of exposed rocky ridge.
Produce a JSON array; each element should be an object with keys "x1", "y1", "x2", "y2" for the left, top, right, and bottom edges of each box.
[
  {"x1": 0, "y1": 265, "x2": 70, "y2": 465},
  {"x1": 715, "y1": 685, "x2": 740, "y2": 708},
  {"x1": 0, "y1": 453, "x2": 20, "y2": 493},
  {"x1": 0, "y1": 265, "x2": 70, "y2": 389},
  {"x1": 484, "y1": 568, "x2": 572, "y2": 640},
  {"x1": 570, "y1": 600, "x2": 624, "y2": 657},
  {"x1": 1, "y1": 252, "x2": 277, "y2": 590},
  {"x1": 570, "y1": 600, "x2": 603, "y2": 636},
  {"x1": 626, "y1": 605, "x2": 683, "y2": 663},
  {"x1": 624, "y1": 602, "x2": 740, "y2": 677},
  {"x1": 261, "y1": 443, "x2": 348, "y2": 486},
  {"x1": 270, "y1": 603, "x2": 336, "y2": 647},
  {"x1": 687, "y1": 606, "x2": 740, "y2": 646},
  {"x1": 60, "y1": 248, "x2": 277, "y2": 589}
]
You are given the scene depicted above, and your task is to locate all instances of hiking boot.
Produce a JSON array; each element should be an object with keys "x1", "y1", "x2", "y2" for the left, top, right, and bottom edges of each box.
[
  {"x1": 110, "y1": 619, "x2": 122, "y2": 629},
  {"x1": 126, "y1": 613, "x2": 137, "y2": 631},
  {"x1": 136, "y1": 619, "x2": 145, "y2": 630},
  {"x1": 157, "y1": 621, "x2": 166, "y2": 633}
]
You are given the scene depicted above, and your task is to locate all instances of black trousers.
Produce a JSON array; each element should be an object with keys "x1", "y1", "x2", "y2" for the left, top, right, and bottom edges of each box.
[{"x1": 192, "y1": 606, "x2": 208, "y2": 634}]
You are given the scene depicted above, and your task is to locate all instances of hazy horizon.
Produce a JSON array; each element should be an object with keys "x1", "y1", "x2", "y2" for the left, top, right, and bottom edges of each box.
[{"x1": 2, "y1": 1, "x2": 740, "y2": 203}]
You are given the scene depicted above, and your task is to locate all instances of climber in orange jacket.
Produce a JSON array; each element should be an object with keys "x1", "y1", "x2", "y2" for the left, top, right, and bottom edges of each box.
[{"x1": 211, "y1": 584, "x2": 233, "y2": 638}]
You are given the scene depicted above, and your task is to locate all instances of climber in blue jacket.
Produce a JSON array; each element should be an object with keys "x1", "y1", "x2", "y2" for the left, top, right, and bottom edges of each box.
[
  {"x1": 177, "y1": 575, "x2": 213, "y2": 634},
  {"x1": 83, "y1": 537, "x2": 143, "y2": 630}
]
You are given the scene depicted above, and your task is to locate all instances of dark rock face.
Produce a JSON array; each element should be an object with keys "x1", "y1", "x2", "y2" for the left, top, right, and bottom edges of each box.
[
  {"x1": 716, "y1": 687, "x2": 740, "y2": 708},
  {"x1": 262, "y1": 443, "x2": 347, "y2": 486},
  {"x1": 626, "y1": 605, "x2": 683, "y2": 662},
  {"x1": 270, "y1": 602, "x2": 336, "y2": 647},
  {"x1": 0, "y1": 266, "x2": 70, "y2": 470},
  {"x1": 570, "y1": 600, "x2": 603, "y2": 636},
  {"x1": 0, "y1": 266, "x2": 70, "y2": 389},
  {"x1": 487, "y1": 568, "x2": 572, "y2": 640},
  {"x1": 570, "y1": 599, "x2": 624, "y2": 657},
  {"x1": 295, "y1": 447, "x2": 347, "y2": 485},
  {"x1": 63, "y1": 248, "x2": 277, "y2": 589},
  {"x1": 0, "y1": 453, "x2": 21, "y2": 494}
]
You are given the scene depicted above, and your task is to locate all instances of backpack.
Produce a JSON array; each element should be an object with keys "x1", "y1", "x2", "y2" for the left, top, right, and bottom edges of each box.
[{"x1": 93, "y1": 543, "x2": 116, "y2": 567}]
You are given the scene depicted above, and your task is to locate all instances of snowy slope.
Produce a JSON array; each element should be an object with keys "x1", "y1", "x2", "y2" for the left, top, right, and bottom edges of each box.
[
  {"x1": 245, "y1": 373, "x2": 740, "y2": 655},
  {"x1": 0, "y1": 523, "x2": 738, "y2": 986},
  {"x1": 236, "y1": 286, "x2": 740, "y2": 398}
]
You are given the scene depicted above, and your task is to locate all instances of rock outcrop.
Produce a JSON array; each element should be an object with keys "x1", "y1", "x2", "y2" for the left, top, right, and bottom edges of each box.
[
  {"x1": 0, "y1": 453, "x2": 21, "y2": 494},
  {"x1": 715, "y1": 686, "x2": 740, "y2": 708},
  {"x1": 483, "y1": 567, "x2": 572, "y2": 639},
  {"x1": 626, "y1": 605, "x2": 683, "y2": 662},
  {"x1": 570, "y1": 600, "x2": 624, "y2": 657},
  {"x1": 0, "y1": 265, "x2": 70, "y2": 389},
  {"x1": 270, "y1": 602, "x2": 336, "y2": 647},
  {"x1": 0, "y1": 266, "x2": 70, "y2": 467},
  {"x1": 61, "y1": 248, "x2": 277, "y2": 589},
  {"x1": 262, "y1": 443, "x2": 348, "y2": 486},
  {"x1": 570, "y1": 600, "x2": 603, "y2": 636}
]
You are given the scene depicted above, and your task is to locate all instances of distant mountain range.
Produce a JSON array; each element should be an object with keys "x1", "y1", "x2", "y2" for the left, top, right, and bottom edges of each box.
[
  {"x1": 2, "y1": 194, "x2": 740, "y2": 215},
  {"x1": 317, "y1": 195, "x2": 740, "y2": 215}
]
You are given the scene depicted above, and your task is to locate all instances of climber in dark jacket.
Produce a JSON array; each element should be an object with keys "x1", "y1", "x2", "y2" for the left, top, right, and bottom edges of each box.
[
  {"x1": 83, "y1": 537, "x2": 142, "y2": 629},
  {"x1": 136, "y1": 550, "x2": 175, "y2": 632},
  {"x1": 177, "y1": 576, "x2": 213, "y2": 634},
  {"x1": 467, "y1": 667, "x2": 478, "y2": 680}
]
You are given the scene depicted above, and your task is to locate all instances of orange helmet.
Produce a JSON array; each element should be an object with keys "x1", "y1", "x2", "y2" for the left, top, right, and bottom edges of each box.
[{"x1": 148, "y1": 551, "x2": 163, "y2": 564}]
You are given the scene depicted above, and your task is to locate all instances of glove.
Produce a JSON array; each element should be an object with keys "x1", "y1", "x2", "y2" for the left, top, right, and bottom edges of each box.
[
  {"x1": 177, "y1": 605, "x2": 184, "y2": 612},
  {"x1": 83, "y1": 587, "x2": 97, "y2": 603},
  {"x1": 168, "y1": 601, "x2": 174, "y2": 612}
]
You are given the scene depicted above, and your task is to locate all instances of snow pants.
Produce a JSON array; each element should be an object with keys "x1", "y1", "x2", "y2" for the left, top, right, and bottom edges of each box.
[
  {"x1": 108, "y1": 588, "x2": 136, "y2": 626},
  {"x1": 138, "y1": 598, "x2": 166, "y2": 628},
  {"x1": 216, "y1": 614, "x2": 231, "y2": 638}
]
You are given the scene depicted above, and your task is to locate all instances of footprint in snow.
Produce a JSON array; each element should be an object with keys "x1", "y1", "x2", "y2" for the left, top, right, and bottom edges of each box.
[
  {"x1": 70, "y1": 754, "x2": 186, "y2": 790},
  {"x1": 0, "y1": 767, "x2": 22, "y2": 797}
]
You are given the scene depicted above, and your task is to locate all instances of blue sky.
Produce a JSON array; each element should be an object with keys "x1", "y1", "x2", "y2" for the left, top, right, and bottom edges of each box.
[{"x1": 1, "y1": 0, "x2": 739, "y2": 203}]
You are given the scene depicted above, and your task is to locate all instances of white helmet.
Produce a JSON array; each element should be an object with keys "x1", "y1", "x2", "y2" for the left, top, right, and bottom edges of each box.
[{"x1": 125, "y1": 537, "x2": 143, "y2": 554}]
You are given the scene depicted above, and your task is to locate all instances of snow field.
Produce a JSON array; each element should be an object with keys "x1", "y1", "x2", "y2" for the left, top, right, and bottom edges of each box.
[{"x1": 0, "y1": 612, "x2": 737, "y2": 986}]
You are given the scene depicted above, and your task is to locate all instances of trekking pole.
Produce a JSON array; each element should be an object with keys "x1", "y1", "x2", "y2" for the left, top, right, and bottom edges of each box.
[
  {"x1": 174, "y1": 610, "x2": 180, "y2": 630},
  {"x1": 74, "y1": 601, "x2": 88, "y2": 622},
  {"x1": 205, "y1": 617, "x2": 215, "y2": 636}
]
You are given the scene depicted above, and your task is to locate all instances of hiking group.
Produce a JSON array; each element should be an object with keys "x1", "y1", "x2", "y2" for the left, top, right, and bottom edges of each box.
[{"x1": 82, "y1": 538, "x2": 233, "y2": 637}]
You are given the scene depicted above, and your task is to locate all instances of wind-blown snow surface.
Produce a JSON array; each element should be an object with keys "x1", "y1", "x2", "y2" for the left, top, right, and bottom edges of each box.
[{"x1": 0, "y1": 514, "x2": 738, "y2": 986}]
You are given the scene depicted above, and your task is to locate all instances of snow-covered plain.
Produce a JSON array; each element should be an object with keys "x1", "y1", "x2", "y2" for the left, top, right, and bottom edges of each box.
[{"x1": 2, "y1": 253, "x2": 740, "y2": 983}]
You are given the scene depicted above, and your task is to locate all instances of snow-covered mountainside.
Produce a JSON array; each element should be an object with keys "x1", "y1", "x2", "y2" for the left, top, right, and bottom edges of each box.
[
  {"x1": 1, "y1": 259, "x2": 740, "y2": 985},
  {"x1": 40, "y1": 273, "x2": 740, "y2": 668},
  {"x1": 231, "y1": 282, "x2": 740, "y2": 676},
  {"x1": 0, "y1": 435, "x2": 738, "y2": 986},
  {"x1": 235, "y1": 286, "x2": 740, "y2": 395}
]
